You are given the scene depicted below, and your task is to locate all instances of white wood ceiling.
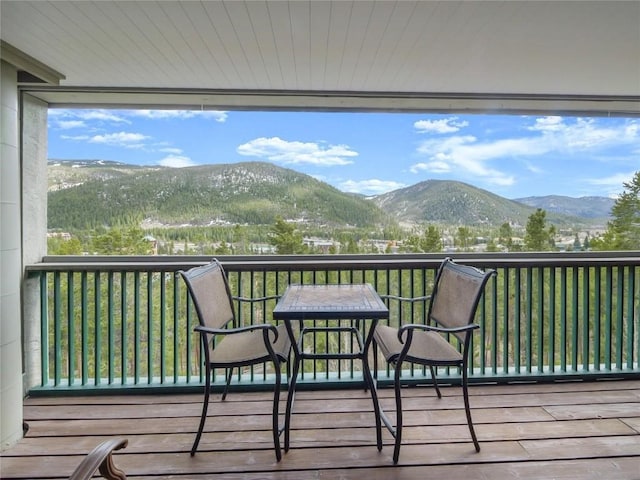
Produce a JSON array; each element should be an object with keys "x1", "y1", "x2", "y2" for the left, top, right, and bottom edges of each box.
[{"x1": 1, "y1": 1, "x2": 639, "y2": 112}]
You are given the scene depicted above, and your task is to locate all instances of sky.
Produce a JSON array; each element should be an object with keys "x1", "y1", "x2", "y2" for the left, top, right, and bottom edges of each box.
[{"x1": 47, "y1": 109, "x2": 639, "y2": 199}]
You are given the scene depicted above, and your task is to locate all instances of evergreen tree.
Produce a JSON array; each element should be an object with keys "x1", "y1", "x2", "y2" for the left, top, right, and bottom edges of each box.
[
  {"x1": 455, "y1": 226, "x2": 473, "y2": 251},
  {"x1": 592, "y1": 171, "x2": 640, "y2": 251},
  {"x1": 573, "y1": 234, "x2": 582, "y2": 251},
  {"x1": 524, "y1": 209, "x2": 556, "y2": 251},
  {"x1": 268, "y1": 216, "x2": 305, "y2": 254},
  {"x1": 498, "y1": 222, "x2": 514, "y2": 250},
  {"x1": 91, "y1": 227, "x2": 154, "y2": 255},
  {"x1": 420, "y1": 225, "x2": 443, "y2": 252}
]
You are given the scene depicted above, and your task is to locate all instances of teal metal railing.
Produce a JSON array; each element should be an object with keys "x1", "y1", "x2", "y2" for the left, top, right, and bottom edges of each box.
[{"x1": 25, "y1": 253, "x2": 640, "y2": 393}]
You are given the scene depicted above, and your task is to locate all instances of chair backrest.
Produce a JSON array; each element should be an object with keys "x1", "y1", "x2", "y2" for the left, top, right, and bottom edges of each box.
[
  {"x1": 428, "y1": 258, "x2": 495, "y2": 342},
  {"x1": 179, "y1": 259, "x2": 235, "y2": 330}
]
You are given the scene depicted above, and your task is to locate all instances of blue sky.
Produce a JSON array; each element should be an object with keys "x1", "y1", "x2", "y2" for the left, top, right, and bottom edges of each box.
[{"x1": 48, "y1": 109, "x2": 639, "y2": 199}]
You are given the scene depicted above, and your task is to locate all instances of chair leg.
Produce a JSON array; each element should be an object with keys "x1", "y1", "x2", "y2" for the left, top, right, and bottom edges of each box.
[
  {"x1": 191, "y1": 364, "x2": 212, "y2": 456},
  {"x1": 462, "y1": 368, "x2": 480, "y2": 452},
  {"x1": 272, "y1": 360, "x2": 283, "y2": 462},
  {"x1": 221, "y1": 367, "x2": 233, "y2": 401},
  {"x1": 429, "y1": 365, "x2": 442, "y2": 399},
  {"x1": 392, "y1": 365, "x2": 403, "y2": 464}
]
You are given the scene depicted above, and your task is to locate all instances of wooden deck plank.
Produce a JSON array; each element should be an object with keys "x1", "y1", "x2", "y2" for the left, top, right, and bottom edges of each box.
[
  {"x1": 7, "y1": 417, "x2": 634, "y2": 458},
  {"x1": 2, "y1": 379, "x2": 639, "y2": 479}
]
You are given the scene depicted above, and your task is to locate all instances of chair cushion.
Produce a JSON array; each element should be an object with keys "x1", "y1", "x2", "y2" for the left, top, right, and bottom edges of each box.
[
  {"x1": 211, "y1": 323, "x2": 291, "y2": 365},
  {"x1": 374, "y1": 324, "x2": 463, "y2": 365}
]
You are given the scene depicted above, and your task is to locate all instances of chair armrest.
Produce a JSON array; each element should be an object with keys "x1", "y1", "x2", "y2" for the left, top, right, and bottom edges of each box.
[
  {"x1": 194, "y1": 323, "x2": 280, "y2": 341},
  {"x1": 68, "y1": 438, "x2": 128, "y2": 480},
  {"x1": 232, "y1": 294, "x2": 281, "y2": 303},
  {"x1": 397, "y1": 322, "x2": 479, "y2": 341},
  {"x1": 379, "y1": 294, "x2": 431, "y2": 303}
]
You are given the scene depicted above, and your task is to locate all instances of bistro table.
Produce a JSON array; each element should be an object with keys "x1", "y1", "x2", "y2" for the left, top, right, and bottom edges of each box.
[{"x1": 272, "y1": 283, "x2": 389, "y2": 453}]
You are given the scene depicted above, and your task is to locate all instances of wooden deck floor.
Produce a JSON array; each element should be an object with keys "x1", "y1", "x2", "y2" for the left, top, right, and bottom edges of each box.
[{"x1": 2, "y1": 379, "x2": 640, "y2": 479}]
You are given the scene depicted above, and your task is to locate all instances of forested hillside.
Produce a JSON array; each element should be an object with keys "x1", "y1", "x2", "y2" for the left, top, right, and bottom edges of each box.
[
  {"x1": 49, "y1": 159, "x2": 609, "y2": 232},
  {"x1": 371, "y1": 179, "x2": 595, "y2": 227},
  {"x1": 48, "y1": 161, "x2": 390, "y2": 230}
]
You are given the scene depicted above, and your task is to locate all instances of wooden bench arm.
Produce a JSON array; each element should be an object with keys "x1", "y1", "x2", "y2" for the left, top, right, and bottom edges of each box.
[{"x1": 69, "y1": 438, "x2": 128, "y2": 480}]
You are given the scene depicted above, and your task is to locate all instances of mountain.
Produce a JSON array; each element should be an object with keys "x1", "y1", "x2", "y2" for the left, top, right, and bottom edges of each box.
[
  {"x1": 49, "y1": 160, "x2": 611, "y2": 231},
  {"x1": 514, "y1": 195, "x2": 614, "y2": 220},
  {"x1": 48, "y1": 160, "x2": 389, "y2": 230},
  {"x1": 371, "y1": 179, "x2": 595, "y2": 227},
  {"x1": 48, "y1": 159, "x2": 150, "y2": 191}
]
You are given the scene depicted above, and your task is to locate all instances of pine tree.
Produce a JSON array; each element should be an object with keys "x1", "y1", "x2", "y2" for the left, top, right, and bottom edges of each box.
[
  {"x1": 592, "y1": 171, "x2": 640, "y2": 250},
  {"x1": 524, "y1": 209, "x2": 556, "y2": 251}
]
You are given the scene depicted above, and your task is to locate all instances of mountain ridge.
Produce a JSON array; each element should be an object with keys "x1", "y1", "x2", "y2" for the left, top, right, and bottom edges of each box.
[{"x1": 48, "y1": 159, "x2": 612, "y2": 231}]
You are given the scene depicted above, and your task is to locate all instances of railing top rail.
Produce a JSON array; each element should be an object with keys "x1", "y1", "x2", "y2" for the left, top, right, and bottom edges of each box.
[{"x1": 25, "y1": 251, "x2": 640, "y2": 273}]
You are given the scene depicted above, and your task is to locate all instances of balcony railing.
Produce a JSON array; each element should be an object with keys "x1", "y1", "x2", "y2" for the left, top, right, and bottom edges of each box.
[{"x1": 25, "y1": 252, "x2": 640, "y2": 394}]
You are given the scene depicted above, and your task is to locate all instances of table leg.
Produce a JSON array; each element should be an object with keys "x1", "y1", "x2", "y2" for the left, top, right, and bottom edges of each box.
[
  {"x1": 362, "y1": 346, "x2": 383, "y2": 451},
  {"x1": 283, "y1": 354, "x2": 300, "y2": 452}
]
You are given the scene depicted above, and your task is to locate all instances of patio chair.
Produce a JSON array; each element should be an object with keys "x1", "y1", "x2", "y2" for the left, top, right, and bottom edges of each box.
[
  {"x1": 68, "y1": 438, "x2": 128, "y2": 480},
  {"x1": 374, "y1": 257, "x2": 496, "y2": 463},
  {"x1": 179, "y1": 259, "x2": 291, "y2": 461}
]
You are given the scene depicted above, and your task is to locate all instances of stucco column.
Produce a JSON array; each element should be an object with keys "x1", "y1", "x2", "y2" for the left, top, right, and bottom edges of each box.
[
  {"x1": 22, "y1": 94, "x2": 48, "y2": 391},
  {"x1": 1, "y1": 60, "x2": 24, "y2": 450}
]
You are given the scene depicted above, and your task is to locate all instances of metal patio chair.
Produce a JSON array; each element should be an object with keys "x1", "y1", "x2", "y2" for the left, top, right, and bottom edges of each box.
[
  {"x1": 179, "y1": 259, "x2": 291, "y2": 461},
  {"x1": 69, "y1": 438, "x2": 128, "y2": 480},
  {"x1": 374, "y1": 257, "x2": 496, "y2": 463}
]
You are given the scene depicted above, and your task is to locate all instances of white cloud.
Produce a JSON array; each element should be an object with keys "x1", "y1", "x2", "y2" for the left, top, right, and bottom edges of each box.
[
  {"x1": 89, "y1": 132, "x2": 150, "y2": 146},
  {"x1": 340, "y1": 179, "x2": 406, "y2": 195},
  {"x1": 410, "y1": 116, "x2": 640, "y2": 187},
  {"x1": 586, "y1": 171, "x2": 636, "y2": 198},
  {"x1": 158, "y1": 155, "x2": 196, "y2": 168},
  {"x1": 529, "y1": 116, "x2": 564, "y2": 132},
  {"x1": 410, "y1": 161, "x2": 451, "y2": 174},
  {"x1": 159, "y1": 147, "x2": 183, "y2": 154},
  {"x1": 129, "y1": 109, "x2": 227, "y2": 122},
  {"x1": 56, "y1": 120, "x2": 86, "y2": 129},
  {"x1": 529, "y1": 116, "x2": 640, "y2": 150},
  {"x1": 79, "y1": 110, "x2": 130, "y2": 123},
  {"x1": 412, "y1": 134, "x2": 522, "y2": 185},
  {"x1": 524, "y1": 161, "x2": 544, "y2": 174},
  {"x1": 237, "y1": 136, "x2": 358, "y2": 166},
  {"x1": 414, "y1": 117, "x2": 469, "y2": 134},
  {"x1": 60, "y1": 134, "x2": 90, "y2": 141}
]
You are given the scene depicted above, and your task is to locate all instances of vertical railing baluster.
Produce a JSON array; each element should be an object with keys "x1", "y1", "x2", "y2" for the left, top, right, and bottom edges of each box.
[
  {"x1": 514, "y1": 268, "x2": 521, "y2": 374},
  {"x1": 40, "y1": 273, "x2": 49, "y2": 387},
  {"x1": 108, "y1": 271, "x2": 115, "y2": 384},
  {"x1": 616, "y1": 266, "x2": 624, "y2": 370},
  {"x1": 173, "y1": 272, "x2": 180, "y2": 384},
  {"x1": 490, "y1": 268, "x2": 498, "y2": 376},
  {"x1": 571, "y1": 266, "x2": 579, "y2": 372},
  {"x1": 94, "y1": 271, "x2": 102, "y2": 386},
  {"x1": 526, "y1": 267, "x2": 533, "y2": 373},
  {"x1": 502, "y1": 267, "x2": 509, "y2": 376},
  {"x1": 121, "y1": 272, "x2": 128, "y2": 385},
  {"x1": 627, "y1": 266, "x2": 636, "y2": 369},
  {"x1": 605, "y1": 266, "x2": 613, "y2": 370},
  {"x1": 81, "y1": 272, "x2": 88, "y2": 386},
  {"x1": 53, "y1": 271, "x2": 61, "y2": 386},
  {"x1": 147, "y1": 272, "x2": 153, "y2": 384},
  {"x1": 594, "y1": 267, "x2": 602, "y2": 371},
  {"x1": 160, "y1": 270, "x2": 166, "y2": 384},
  {"x1": 582, "y1": 267, "x2": 590, "y2": 372},
  {"x1": 134, "y1": 271, "x2": 141, "y2": 384},
  {"x1": 67, "y1": 272, "x2": 75, "y2": 386},
  {"x1": 536, "y1": 267, "x2": 544, "y2": 373},
  {"x1": 557, "y1": 267, "x2": 564, "y2": 373},
  {"x1": 540, "y1": 267, "x2": 564, "y2": 373}
]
